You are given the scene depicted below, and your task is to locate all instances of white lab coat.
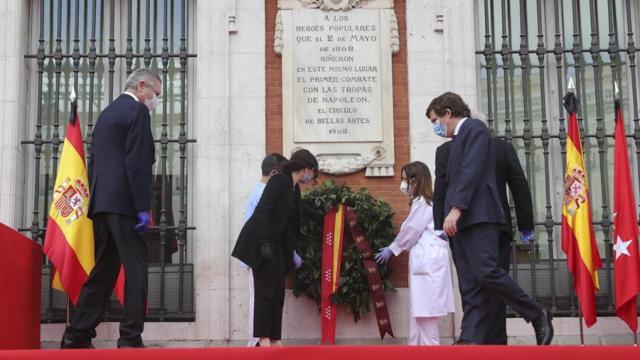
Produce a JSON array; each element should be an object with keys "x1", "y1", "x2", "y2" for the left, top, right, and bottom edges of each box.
[{"x1": 388, "y1": 197, "x2": 455, "y2": 317}]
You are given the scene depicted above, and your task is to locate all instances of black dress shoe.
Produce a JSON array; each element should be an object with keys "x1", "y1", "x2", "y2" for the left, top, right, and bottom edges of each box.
[
  {"x1": 453, "y1": 339, "x2": 478, "y2": 345},
  {"x1": 117, "y1": 342, "x2": 146, "y2": 349},
  {"x1": 60, "y1": 337, "x2": 95, "y2": 349},
  {"x1": 532, "y1": 308, "x2": 554, "y2": 345}
]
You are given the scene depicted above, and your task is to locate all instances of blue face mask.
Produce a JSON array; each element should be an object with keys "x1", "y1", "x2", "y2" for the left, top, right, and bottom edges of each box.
[
  {"x1": 433, "y1": 120, "x2": 447, "y2": 138},
  {"x1": 301, "y1": 171, "x2": 314, "y2": 184}
]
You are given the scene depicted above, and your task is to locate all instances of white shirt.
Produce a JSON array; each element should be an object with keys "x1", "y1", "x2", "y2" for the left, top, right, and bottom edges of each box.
[
  {"x1": 453, "y1": 117, "x2": 468, "y2": 136},
  {"x1": 244, "y1": 182, "x2": 266, "y2": 222},
  {"x1": 124, "y1": 91, "x2": 139, "y2": 102}
]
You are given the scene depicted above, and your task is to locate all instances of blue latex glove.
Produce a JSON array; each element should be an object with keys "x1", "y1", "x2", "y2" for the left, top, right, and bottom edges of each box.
[
  {"x1": 520, "y1": 229, "x2": 534, "y2": 244},
  {"x1": 293, "y1": 250, "x2": 303, "y2": 270},
  {"x1": 134, "y1": 211, "x2": 151, "y2": 234},
  {"x1": 375, "y1": 247, "x2": 394, "y2": 264},
  {"x1": 435, "y1": 230, "x2": 449, "y2": 241}
]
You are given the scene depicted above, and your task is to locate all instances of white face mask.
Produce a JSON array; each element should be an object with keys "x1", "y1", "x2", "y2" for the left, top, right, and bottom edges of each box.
[
  {"x1": 400, "y1": 181, "x2": 409, "y2": 195},
  {"x1": 145, "y1": 93, "x2": 160, "y2": 112}
]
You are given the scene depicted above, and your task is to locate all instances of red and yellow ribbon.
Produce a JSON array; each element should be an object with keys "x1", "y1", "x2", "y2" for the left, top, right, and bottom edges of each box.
[
  {"x1": 320, "y1": 204, "x2": 394, "y2": 344},
  {"x1": 320, "y1": 205, "x2": 345, "y2": 344}
]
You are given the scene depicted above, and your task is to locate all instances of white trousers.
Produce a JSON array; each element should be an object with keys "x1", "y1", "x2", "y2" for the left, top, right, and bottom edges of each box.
[
  {"x1": 247, "y1": 268, "x2": 259, "y2": 347},
  {"x1": 409, "y1": 316, "x2": 440, "y2": 345}
]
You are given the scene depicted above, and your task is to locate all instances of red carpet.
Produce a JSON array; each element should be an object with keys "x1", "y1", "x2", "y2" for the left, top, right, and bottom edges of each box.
[
  {"x1": 0, "y1": 346, "x2": 638, "y2": 360},
  {"x1": 0, "y1": 224, "x2": 42, "y2": 350}
]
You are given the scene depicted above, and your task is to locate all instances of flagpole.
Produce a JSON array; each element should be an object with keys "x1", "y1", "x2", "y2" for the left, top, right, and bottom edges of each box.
[
  {"x1": 578, "y1": 309, "x2": 584, "y2": 345},
  {"x1": 66, "y1": 296, "x2": 70, "y2": 326},
  {"x1": 66, "y1": 89, "x2": 77, "y2": 328},
  {"x1": 564, "y1": 77, "x2": 590, "y2": 346},
  {"x1": 572, "y1": 279, "x2": 585, "y2": 345}
]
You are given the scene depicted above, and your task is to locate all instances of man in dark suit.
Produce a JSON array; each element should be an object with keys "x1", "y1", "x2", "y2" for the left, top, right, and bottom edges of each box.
[
  {"x1": 61, "y1": 68, "x2": 160, "y2": 349},
  {"x1": 434, "y1": 136, "x2": 535, "y2": 344},
  {"x1": 427, "y1": 92, "x2": 552, "y2": 345}
]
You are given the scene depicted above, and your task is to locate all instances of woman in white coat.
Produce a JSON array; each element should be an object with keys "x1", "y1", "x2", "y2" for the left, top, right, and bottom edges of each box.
[{"x1": 375, "y1": 161, "x2": 455, "y2": 345}]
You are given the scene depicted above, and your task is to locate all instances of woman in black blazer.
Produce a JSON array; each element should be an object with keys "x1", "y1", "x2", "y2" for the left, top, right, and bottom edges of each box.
[{"x1": 232, "y1": 149, "x2": 319, "y2": 347}]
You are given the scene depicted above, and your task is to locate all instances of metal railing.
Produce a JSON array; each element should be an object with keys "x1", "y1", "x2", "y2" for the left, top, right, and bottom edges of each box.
[
  {"x1": 22, "y1": 0, "x2": 196, "y2": 322},
  {"x1": 476, "y1": 0, "x2": 640, "y2": 317}
]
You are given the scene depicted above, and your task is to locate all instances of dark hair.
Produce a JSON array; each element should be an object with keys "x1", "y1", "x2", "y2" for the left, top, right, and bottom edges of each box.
[
  {"x1": 401, "y1": 161, "x2": 433, "y2": 206},
  {"x1": 281, "y1": 149, "x2": 319, "y2": 178},
  {"x1": 425, "y1": 92, "x2": 471, "y2": 119},
  {"x1": 261, "y1": 153, "x2": 287, "y2": 176}
]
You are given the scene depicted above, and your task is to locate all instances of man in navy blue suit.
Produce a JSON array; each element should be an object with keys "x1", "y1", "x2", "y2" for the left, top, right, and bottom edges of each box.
[
  {"x1": 61, "y1": 68, "x2": 160, "y2": 349},
  {"x1": 426, "y1": 92, "x2": 553, "y2": 345},
  {"x1": 434, "y1": 136, "x2": 536, "y2": 344}
]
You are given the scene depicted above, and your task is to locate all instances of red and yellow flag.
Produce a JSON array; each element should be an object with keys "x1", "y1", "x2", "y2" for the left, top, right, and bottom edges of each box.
[
  {"x1": 561, "y1": 91, "x2": 602, "y2": 327},
  {"x1": 43, "y1": 102, "x2": 94, "y2": 305}
]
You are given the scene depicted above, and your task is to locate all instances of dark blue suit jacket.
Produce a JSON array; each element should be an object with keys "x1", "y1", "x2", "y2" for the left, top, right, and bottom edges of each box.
[
  {"x1": 435, "y1": 137, "x2": 533, "y2": 238},
  {"x1": 88, "y1": 94, "x2": 155, "y2": 218},
  {"x1": 493, "y1": 138, "x2": 534, "y2": 237},
  {"x1": 444, "y1": 118, "x2": 505, "y2": 229}
]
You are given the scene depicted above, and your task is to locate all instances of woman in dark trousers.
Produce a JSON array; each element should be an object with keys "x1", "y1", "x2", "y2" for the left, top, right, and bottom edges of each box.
[{"x1": 232, "y1": 149, "x2": 319, "y2": 347}]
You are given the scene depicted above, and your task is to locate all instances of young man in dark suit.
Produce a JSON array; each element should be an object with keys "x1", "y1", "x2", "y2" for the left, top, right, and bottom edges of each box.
[
  {"x1": 434, "y1": 135, "x2": 535, "y2": 344},
  {"x1": 427, "y1": 92, "x2": 552, "y2": 345},
  {"x1": 61, "y1": 68, "x2": 160, "y2": 349}
]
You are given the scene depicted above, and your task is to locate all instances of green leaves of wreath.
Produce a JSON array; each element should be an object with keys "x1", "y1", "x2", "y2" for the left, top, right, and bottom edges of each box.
[{"x1": 293, "y1": 180, "x2": 397, "y2": 321}]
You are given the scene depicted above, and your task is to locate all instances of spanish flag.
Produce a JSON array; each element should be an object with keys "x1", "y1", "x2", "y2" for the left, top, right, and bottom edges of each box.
[
  {"x1": 561, "y1": 89, "x2": 602, "y2": 327},
  {"x1": 43, "y1": 92, "x2": 94, "y2": 304}
]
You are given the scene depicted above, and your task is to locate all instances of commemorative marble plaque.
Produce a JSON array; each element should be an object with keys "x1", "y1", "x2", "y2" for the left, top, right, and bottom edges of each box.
[{"x1": 276, "y1": 0, "x2": 398, "y2": 176}]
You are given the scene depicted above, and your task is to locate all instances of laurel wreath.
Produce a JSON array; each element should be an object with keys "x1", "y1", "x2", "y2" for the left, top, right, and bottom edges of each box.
[{"x1": 293, "y1": 180, "x2": 396, "y2": 321}]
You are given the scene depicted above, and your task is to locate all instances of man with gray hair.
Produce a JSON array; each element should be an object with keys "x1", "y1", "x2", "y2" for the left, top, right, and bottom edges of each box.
[{"x1": 61, "y1": 68, "x2": 161, "y2": 349}]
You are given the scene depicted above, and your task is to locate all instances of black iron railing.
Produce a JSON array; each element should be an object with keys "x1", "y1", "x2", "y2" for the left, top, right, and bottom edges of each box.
[
  {"x1": 477, "y1": 0, "x2": 640, "y2": 317},
  {"x1": 22, "y1": 0, "x2": 196, "y2": 323}
]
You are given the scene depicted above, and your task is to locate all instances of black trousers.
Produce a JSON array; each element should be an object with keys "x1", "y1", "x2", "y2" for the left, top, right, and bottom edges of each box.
[
  {"x1": 451, "y1": 223, "x2": 540, "y2": 344},
  {"x1": 252, "y1": 246, "x2": 285, "y2": 340},
  {"x1": 63, "y1": 213, "x2": 148, "y2": 347},
  {"x1": 483, "y1": 232, "x2": 512, "y2": 344}
]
